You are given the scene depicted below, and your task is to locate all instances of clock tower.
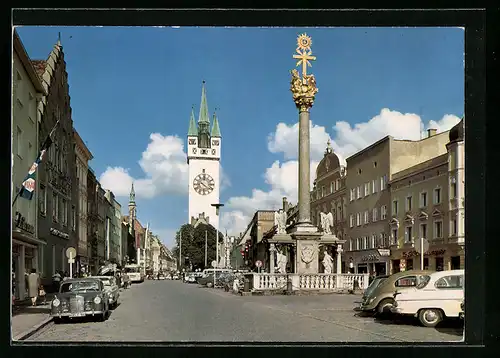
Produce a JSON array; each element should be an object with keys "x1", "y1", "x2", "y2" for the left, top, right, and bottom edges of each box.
[{"x1": 187, "y1": 81, "x2": 222, "y2": 230}]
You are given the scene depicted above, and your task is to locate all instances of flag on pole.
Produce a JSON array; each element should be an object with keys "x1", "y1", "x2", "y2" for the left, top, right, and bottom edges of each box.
[{"x1": 18, "y1": 134, "x2": 53, "y2": 200}]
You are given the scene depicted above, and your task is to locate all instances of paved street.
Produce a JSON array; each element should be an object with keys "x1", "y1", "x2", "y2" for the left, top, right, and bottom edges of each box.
[{"x1": 27, "y1": 280, "x2": 464, "y2": 342}]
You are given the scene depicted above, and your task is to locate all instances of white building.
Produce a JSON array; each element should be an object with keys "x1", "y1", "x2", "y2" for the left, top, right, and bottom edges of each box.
[
  {"x1": 12, "y1": 30, "x2": 47, "y2": 300},
  {"x1": 187, "y1": 81, "x2": 222, "y2": 231},
  {"x1": 74, "y1": 129, "x2": 93, "y2": 274}
]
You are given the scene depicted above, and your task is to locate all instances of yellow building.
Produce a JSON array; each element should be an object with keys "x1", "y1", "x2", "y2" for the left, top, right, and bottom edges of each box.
[{"x1": 389, "y1": 119, "x2": 465, "y2": 273}]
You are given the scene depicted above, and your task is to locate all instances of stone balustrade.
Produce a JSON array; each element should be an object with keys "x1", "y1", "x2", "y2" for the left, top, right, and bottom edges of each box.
[{"x1": 250, "y1": 273, "x2": 369, "y2": 292}]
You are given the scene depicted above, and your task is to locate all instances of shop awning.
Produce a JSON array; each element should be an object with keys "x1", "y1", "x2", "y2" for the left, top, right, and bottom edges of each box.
[{"x1": 12, "y1": 229, "x2": 47, "y2": 246}]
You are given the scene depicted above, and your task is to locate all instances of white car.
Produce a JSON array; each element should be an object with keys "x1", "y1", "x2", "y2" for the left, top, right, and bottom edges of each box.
[
  {"x1": 94, "y1": 276, "x2": 120, "y2": 309},
  {"x1": 391, "y1": 269, "x2": 464, "y2": 327}
]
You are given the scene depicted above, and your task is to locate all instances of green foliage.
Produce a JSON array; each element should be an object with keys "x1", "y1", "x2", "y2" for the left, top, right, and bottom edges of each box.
[{"x1": 172, "y1": 223, "x2": 223, "y2": 270}]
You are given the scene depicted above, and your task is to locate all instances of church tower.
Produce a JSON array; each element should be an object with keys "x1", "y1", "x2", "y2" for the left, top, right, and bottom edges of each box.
[
  {"x1": 187, "y1": 81, "x2": 221, "y2": 230},
  {"x1": 128, "y1": 183, "x2": 137, "y2": 228}
]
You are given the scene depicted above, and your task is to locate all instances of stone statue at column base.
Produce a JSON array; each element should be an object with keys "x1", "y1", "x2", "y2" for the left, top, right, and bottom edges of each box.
[{"x1": 322, "y1": 249, "x2": 334, "y2": 274}]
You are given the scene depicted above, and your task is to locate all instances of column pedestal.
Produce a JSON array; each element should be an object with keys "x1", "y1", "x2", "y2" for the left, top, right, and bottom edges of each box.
[{"x1": 269, "y1": 244, "x2": 276, "y2": 274}]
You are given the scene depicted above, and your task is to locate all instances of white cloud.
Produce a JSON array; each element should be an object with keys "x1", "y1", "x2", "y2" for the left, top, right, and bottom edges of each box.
[
  {"x1": 221, "y1": 109, "x2": 461, "y2": 236},
  {"x1": 99, "y1": 133, "x2": 189, "y2": 199}
]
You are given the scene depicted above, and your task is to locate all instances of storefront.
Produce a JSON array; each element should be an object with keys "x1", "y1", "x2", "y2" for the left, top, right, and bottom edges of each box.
[
  {"x1": 389, "y1": 243, "x2": 465, "y2": 274},
  {"x1": 12, "y1": 213, "x2": 46, "y2": 300},
  {"x1": 345, "y1": 249, "x2": 391, "y2": 275}
]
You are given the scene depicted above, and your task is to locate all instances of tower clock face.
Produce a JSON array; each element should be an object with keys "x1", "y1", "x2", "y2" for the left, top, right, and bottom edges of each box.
[{"x1": 193, "y1": 173, "x2": 215, "y2": 195}]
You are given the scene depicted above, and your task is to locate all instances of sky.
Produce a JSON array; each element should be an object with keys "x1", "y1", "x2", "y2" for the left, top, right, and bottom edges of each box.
[{"x1": 16, "y1": 26, "x2": 464, "y2": 249}]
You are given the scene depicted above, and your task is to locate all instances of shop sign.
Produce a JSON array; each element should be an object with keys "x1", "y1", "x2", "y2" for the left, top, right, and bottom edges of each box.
[
  {"x1": 50, "y1": 228, "x2": 69, "y2": 239},
  {"x1": 13, "y1": 212, "x2": 35, "y2": 234},
  {"x1": 377, "y1": 249, "x2": 391, "y2": 257},
  {"x1": 361, "y1": 254, "x2": 380, "y2": 262},
  {"x1": 402, "y1": 249, "x2": 446, "y2": 259}
]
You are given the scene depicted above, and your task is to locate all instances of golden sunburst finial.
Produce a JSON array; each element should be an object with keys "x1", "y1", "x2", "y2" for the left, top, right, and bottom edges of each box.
[{"x1": 297, "y1": 33, "x2": 312, "y2": 51}]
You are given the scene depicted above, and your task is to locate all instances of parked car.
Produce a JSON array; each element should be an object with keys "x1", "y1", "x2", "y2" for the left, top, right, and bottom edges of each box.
[
  {"x1": 50, "y1": 278, "x2": 110, "y2": 323},
  {"x1": 184, "y1": 273, "x2": 197, "y2": 283},
  {"x1": 94, "y1": 276, "x2": 120, "y2": 309},
  {"x1": 459, "y1": 299, "x2": 464, "y2": 319},
  {"x1": 172, "y1": 274, "x2": 180, "y2": 280},
  {"x1": 158, "y1": 273, "x2": 166, "y2": 280},
  {"x1": 361, "y1": 275, "x2": 389, "y2": 305},
  {"x1": 391, "y1": 269, "x2": 464, "y2": 327},
  {"x1": 358, "y1": 270, "x2": 433, "y2": 315}
]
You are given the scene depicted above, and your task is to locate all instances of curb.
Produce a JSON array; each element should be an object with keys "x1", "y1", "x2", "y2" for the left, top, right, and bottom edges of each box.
[{"x1": 13, "y1": 316, "x2": 53, "y2": 341}]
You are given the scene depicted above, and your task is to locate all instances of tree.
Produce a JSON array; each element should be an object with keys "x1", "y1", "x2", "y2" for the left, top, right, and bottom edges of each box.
[{"x1": 172, "y1": 223, "x2": 224, "y2": 270}]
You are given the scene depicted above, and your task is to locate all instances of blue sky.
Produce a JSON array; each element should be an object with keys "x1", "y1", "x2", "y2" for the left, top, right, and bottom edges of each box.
[{"x1": 17, "y1": 26, "x2": 464, "y2": 248}]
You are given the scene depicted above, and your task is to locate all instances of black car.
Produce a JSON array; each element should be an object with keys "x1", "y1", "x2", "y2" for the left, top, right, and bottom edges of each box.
[{"x1": 50, "y1": 278, "x2": 110, "y2": 323}]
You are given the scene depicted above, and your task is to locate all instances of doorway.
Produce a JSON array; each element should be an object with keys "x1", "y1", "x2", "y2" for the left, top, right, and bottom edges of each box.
[
  {"x1": 451, "y1": 256, "x2": 461, "y2": 269},
  {"x1": 435, "y1": 257, "x2": 444, "y2": 271},
  {"x1": 392, "y1": 259, "x2": 400, "y2": 274},
  {"x1": 374, "y1": 262, "x2": 386, "y2": 276},
  {"x1": 357, "y1": 264, "x2": 368, "y2": 274}
]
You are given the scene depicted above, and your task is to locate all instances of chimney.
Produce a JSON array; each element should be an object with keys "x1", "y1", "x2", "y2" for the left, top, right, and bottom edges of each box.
[
  {"x1": 427, "y1": 128, "x2": 437, "y2": 138},
  {"x1": 282, "y1": 197, "x2": 288, "y2": 212}
]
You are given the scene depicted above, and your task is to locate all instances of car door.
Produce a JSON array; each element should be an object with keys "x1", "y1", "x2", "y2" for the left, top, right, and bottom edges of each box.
[{"x1": 428, "y1": 274, "x2": 464, "y2": 317}]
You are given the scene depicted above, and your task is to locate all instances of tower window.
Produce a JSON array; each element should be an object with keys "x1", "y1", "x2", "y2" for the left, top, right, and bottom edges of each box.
[{"x1": 202, "y1": 169, "x2": 205, "y2": 173}]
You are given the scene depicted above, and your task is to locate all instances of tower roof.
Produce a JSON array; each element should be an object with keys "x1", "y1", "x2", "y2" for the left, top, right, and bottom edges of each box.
[
  {"x1": 129, "y1": 183, "x2": 136, "y2": 204},
  {"x1": 211, "y1": 112, "x2": 221, "y2": 137},
  {"x1": 188, "y1": 106, "x2": 198, "y2": 136},
  {"x1": 198, "y1": 81, "x2": 210, "y2": 124}
]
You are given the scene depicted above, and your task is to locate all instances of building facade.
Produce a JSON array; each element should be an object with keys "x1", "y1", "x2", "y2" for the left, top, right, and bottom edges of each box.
[
  {"x1": 310, "y1": 140, "x2": 348, "y2": 272},
  {"x1": 104, "y1": 190, "x2": 121, "y2": 264},
  {"x1": 96, "y1": 185, "x2": 107, "y2": 266},
  {"x1": 388, "y1": 120, "x2": 465, "y2": 273},
  {"x1": 120, "y1": 221, "x2": 136, "y2": 265},
  {"x1": 187, "y1": 82, "x2": 222, "y2": 230},
  {"x1": 74, "y1": 129, "x2": 93, "y2": 274},
  {"x1": 344, "y1": 130, "x2": 451, "y2": 275},
  {"x1": 33, "y1": 38, "x2": 79, "y2": 282},
  {"x1": 12, "y1": 30, "x2": 47, "y2": 299},
  {"x1": 86, "y1": 168, "x2": 99, "y2": 274}
]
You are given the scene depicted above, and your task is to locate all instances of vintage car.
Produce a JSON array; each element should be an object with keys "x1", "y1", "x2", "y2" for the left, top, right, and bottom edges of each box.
[
  {"x1": 50, "y1": 278, "x2": 110, "y2": 322},
  {"x1": 459, "y1": 299, "x2": 464, "y2": 319},
  {"x1": 361, "y1": 275, "x2": 390, "y2": 305},
  {"x1": 94, "y1": 276, "x2": 120, "y2": 308},
  {"x1": 359, "y1": 270, "x2": 433, "y2": 315},
  {"x1": 391, "y1": 269, "x2": 464, "y2": 327}
]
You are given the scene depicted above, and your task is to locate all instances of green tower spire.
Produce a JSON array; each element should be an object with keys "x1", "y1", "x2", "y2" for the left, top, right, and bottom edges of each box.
[
  {"x1": 129, "y1": 183, "x2": 135, "y2": 204},
  {"x1": 188, "y1": 106, "x2": 198, "y2": 136},
  {"x1": 211, "y1": 111, "x2": 221, "y2": 137},
  {"x1": 198, "y1": 81, "x2": 210, "y2": 124}
]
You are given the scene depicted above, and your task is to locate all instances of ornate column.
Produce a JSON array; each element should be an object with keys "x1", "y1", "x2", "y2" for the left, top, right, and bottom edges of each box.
[
  {"x1": 290, "y1": 34, "x2": 318, "y2": 226},
  {"x1": 269, "y1": 244, "x2": 276, "y2": 274}
]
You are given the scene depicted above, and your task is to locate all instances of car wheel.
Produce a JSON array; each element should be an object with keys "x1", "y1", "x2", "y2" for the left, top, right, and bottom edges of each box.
[
  {"x1": 206, "y1": 282, "x2": 213, "y2": 288},
  {"x1": 376, "y1": 298, "x2": 395, "y2": 316},
  {"x1": 418, "y1": 308, "x2": 443, "y2": 327}
]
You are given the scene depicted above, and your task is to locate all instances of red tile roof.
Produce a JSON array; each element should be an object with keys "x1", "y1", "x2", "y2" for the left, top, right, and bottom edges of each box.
[{"x1": 31, "y1": 60, "x2": 46, "y2": 78}]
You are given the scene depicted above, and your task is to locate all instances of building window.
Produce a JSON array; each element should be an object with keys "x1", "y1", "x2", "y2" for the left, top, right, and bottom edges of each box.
[
  {"x1": 392, "y1": 200, "x2": 399, "y2": 215},
  {"x1": 433, "y1": 187, "x2": 442, "y2": 204},
  {"x1": 420, "y1": 192, "x2": 428, "y2": 208},
  {"x1": 52, "y1": 193, "x2": 58, "y2": 222},
  {"x1": 62, "y1": 199, "x2": 68, "y2": 226},
  {"x1": 72, "y1": 205, "x2": 76, "y2": 231},
  {"x1": 337, "y1": 205, "x2": 342, "y2": 221},
  {"x1": 364, "y1": 183, "x2": 370, "y2": 196},
  {"x1": 330, "y1": 182, "x2": 334, "y2": 193},
  {"x1": 372, "y1": 179, "x2": 378, "y2": 194},
  {"x1": 39, "y1": 185, "x2": 47, "y2": 216},
  {"x1": 392, "y1": 228, "x2": 398, "y2": 245},
  {"x1": 363, "y1": 237, "x2": 368, "y2": 250},
  {"x1": 380, "y1": 175, "x2": 387, "y2": 190},
  {"x1": 450, "y1": 179, "x2": 457, "y2": 199},
  {"x1": 450, "y1": 217, "x2": 458, "y2": 236},
  {"x1": 350, "y1": 188, "x2": 355, "y2": 201},
  {"x1": 364, "y1": 210, "x2": 369, "y2": 224},
  {"x1": 321, "y1": 186, "x2": 325, "y2": 197},
  {"x1": 336, "y1": 179, "x2": 340, "y2": 190},
  {"x1": 370, "y1": 235, "x2": 376, "y2": 249},
  {"x1": 420, "y1": 223, "x2": 427, "y2": 240},
  {"x1": 406, "y1": 196, "x2": 413, "y2": 211},
  {"x1": 349, "y1": 239, "x2": 353, "y2": 251},
  {"x1": 356, "y1": 213, "x2": 361, "y2": 226},
  {"x1": 434, "y1": 220, "x2": 443, "y2": 239},
  {"x1": 16, "y1": 126, "x2": 23, "y2": 158},
  {"x1": 356, "y1": 238, "x2": 361, "y2": 250},
  {"x1": 405, "y1": 226, "x2": 413, "y2": 243},
  {"x1": 372, "y1": 208, "x2": 378, "y2": 222},
  {"x1": 357, "y1": 186, "x2": 361, "y2": 199},
  {"x1": 381, "y1": 205, "x2": 387, "y2": 220}
]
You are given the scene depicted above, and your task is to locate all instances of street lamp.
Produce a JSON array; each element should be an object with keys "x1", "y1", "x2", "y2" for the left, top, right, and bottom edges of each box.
[{"x1": 211, "y1": 203, "x2": 224, "y2": 288}]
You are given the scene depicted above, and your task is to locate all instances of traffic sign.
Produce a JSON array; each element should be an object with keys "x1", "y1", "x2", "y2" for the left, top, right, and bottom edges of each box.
[
  {"x1": 414, "y1": 238, "x2": 430, "y2": 254},
  {"x1": 211, "y1": 260, "x2": 217, "y2": 268},
  {"x1": 66, "y1": 247, "x2": 76, "y2": 259},
  {"x1": 255, "y1": 260, "x2": 263, "y2": 268}
]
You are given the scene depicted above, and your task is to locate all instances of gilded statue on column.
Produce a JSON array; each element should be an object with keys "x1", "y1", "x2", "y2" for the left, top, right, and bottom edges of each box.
[{"x1": 290, "y1": 33, "x2": 319, "y2": 111}]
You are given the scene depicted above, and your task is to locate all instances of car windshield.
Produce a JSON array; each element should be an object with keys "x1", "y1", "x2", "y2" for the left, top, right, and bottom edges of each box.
[
  {"x1": 124, "y1": 267, "x2": 140, "y2": 273},
  {"x1": 60, "y1": 281, "x2": 100, "y2": 293},
  {"x1": 416, "y1": 275, "x2": 432, "y2": 289}
]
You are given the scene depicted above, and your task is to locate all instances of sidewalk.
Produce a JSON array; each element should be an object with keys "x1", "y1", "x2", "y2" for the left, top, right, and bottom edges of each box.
[{"x1": 11, "y1": 294, "x2": 55, "y2": 340}]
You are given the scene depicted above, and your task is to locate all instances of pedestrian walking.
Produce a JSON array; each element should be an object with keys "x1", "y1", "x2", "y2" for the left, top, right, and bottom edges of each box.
[
  {"x1": 39, "y1": 284, "x2": 47, "y2": 304},
  {"x1": 27, "y1": 269, "x2": 40, "y2": 306}
]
